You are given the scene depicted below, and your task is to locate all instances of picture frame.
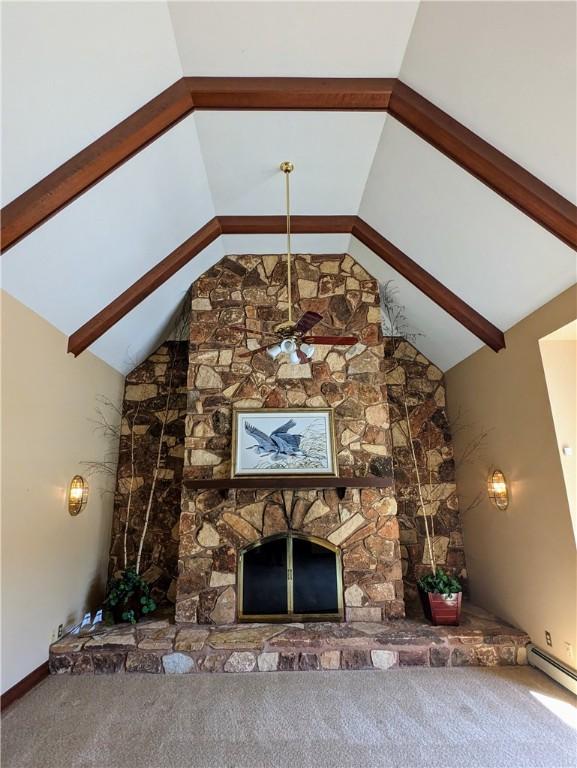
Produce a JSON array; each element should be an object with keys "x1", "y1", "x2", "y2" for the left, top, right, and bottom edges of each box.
[{"x1": 231, "y1": 408, "x2": 338, "y2": 478}]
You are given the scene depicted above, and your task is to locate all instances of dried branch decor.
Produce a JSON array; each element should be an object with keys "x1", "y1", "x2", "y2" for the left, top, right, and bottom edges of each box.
[
  {"x1": 401, "y1": 391, "x2": 437, "y2": 573},
  {"x1": 379, "y1": 281, "x2": 422, "y2": 350},
  {"x1": 123, "y1": 402, "x2": 140, "y2": 571},
  {"x1": 380, "y1": 278, "x2": 487, "y2": 585},
  {"x1": 84, "y1": 293, "x2": 191, "y2": 621},
  {"x1": 394, "y1": 385, "x2": 488, "y2": 580},
  {"x1": 135, "y1": 357, "x2": 176, "y2": 575}
]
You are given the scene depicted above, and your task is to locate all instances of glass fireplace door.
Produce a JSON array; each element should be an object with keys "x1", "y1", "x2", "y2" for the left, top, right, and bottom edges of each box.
[
  {"x1": 238, "y1": 533, "x2": 343, "y2": 622},
  {"x1": 292, "y1": 536, "x2": 340, "y2": 615},
  {"x1": 239, "y1": 535, "x2": 288, "y2": 617}
]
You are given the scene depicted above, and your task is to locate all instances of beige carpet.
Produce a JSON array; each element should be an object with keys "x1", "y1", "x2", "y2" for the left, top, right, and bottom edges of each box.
[{"x1": 2, "y1": 667, "x2": 576, "y2": 768}]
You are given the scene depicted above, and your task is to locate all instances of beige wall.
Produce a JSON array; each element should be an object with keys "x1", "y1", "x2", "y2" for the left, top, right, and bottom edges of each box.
[
  {"x1": 1, "y1": 291, "x2": 124, "y2": 692},
  {"x1": 446, "y1": 286, "x2": 577, "y2": 670}
]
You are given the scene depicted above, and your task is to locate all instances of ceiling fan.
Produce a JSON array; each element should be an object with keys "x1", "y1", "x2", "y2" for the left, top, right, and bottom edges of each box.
[{"x1": 232, "y1": 161, "x2": 358, "y2": 364}]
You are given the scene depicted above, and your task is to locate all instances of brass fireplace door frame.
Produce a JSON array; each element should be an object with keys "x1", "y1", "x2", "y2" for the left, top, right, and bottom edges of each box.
[{"x1": 237, "y1": 532, "x2": 344, "y2": 623}]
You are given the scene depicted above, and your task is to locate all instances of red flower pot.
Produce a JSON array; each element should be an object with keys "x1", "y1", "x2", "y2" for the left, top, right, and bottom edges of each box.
[{"x1": 418, "y1": 586, "x2": 462, "y2": 626}]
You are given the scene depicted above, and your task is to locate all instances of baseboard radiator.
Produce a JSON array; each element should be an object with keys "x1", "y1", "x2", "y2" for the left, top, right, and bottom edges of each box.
[{"x1": 527, "y1": 644, "x2": 577, "y2": 695}]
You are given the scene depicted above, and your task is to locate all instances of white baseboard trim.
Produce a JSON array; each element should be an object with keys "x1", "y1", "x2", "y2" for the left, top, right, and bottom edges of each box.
[{"x1": 527, "y1": 644, "x2": 577, "y2": 695}]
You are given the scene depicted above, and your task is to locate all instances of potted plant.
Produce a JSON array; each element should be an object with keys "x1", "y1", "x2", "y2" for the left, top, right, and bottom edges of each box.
[
  {"x1": 104, "y1": 567, "x2": 157, "y2": 624},
  {"x1": 418, "y1": 568, "x2": 462, "y2": 626}
]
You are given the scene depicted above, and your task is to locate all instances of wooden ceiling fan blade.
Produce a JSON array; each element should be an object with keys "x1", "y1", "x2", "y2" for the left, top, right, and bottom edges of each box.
[
  {"x1": 229, "y1": 325, "x2": 278, "y2": 338},
  {"x1": 296, "y1": 348, "x2": 309, "y2": 364},
  {"x1": 238, "y1": 344, "x2": 274, "y2": 358},
  {"x1": 292, "y1": 311, "x2": 323, "y2": 334},
  {"x1": 302, "y1": 335, "x2": 359, "y2": 345}
]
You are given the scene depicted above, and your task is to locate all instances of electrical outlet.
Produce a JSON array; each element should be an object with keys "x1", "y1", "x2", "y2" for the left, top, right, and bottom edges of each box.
[
  {"x1": 564, "y1": 642, "x2": 573, "y2": 659},
  {"x1": 49, "y1": 623, "x2": 65, "y2": 645},
  {"x1": 545, "y1": 630, "x2": 552, "y2": 646}
]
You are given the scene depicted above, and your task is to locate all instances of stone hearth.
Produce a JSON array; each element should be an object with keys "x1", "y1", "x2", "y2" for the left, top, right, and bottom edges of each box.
[{"x1": 49, "y1": 605, "x2": 529, "y2": 675}]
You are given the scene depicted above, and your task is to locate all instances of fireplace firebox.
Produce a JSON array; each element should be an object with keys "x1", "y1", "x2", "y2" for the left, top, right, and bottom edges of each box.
[{"x1": 238, "y1": 533, "x2": 344, "y2": 622}]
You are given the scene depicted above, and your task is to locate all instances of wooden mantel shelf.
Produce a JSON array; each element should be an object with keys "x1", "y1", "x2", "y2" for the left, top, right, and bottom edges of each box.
[{"x1": 184, "y1": 477, "x2": 391, "y2": 496}]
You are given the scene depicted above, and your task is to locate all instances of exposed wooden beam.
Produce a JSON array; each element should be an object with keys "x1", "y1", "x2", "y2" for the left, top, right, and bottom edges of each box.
[
  {"x1": 67, "y1": 218, "x2": 221, "y2": 357},
  {"x1": 388, "y1": 81, "x2": 577, "y2": 251},
  {"x1": 0, "y1": 79, "x2": 391, "y2": 253},
  {"x1": 351, "y1": 217, "x2": 505, "y2": 352},
  {"x1": 68, "y1": 215, "x2": 505, "y2": 357},
  {"x1": 186, "y1": 77, "x2": 394, "y2": 111},
  {"x1": 1, "y1": 80, "x2": 194, "y2": 252},
  {"x1": 3, "y1": 78, "x2": 575, "y2": 253},
  {"x1": 219, "y1": 215, "x2": 355, "y2": 235}
]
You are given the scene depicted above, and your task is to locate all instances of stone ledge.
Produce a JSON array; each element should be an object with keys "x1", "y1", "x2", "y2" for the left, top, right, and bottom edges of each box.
[{"x1": 50, "y1": 606, "x2": 530, "y2": 675}]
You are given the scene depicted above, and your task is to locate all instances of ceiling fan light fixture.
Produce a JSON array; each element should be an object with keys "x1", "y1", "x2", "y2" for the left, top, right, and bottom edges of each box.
[
  {"x1": 300, "y1": 342, "x2": 315, "y2": 359},
  {"x1": 289, "y1": 350, "x2": 301, "y2": 365},
  {"x1": 267, "y1": 344, "x2": 282, "y2": 360},
  {"x1": 280, "y1": 338, "x2": 297, "y2": 355}
]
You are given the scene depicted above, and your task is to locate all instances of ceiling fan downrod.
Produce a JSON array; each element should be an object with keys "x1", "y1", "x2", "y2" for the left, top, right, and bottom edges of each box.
[
  {"x1": 280, "y1": 161, "x2": 294, "y2": 327},
  {"x1": 229, "y1": 161, "x2": 359, "y2": 363}
]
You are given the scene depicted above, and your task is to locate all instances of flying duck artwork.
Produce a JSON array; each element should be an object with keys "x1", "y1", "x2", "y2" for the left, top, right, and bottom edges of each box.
[{"x1": 232, "y1": 409, "x2": 338, "y2": 477}]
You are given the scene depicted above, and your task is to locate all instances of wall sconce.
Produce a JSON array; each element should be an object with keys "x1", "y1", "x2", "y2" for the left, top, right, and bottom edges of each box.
[
  {"x1": 487, "y1": 469, "x2": 509, "y2": 510},
  {"x1": 68, "y1": 475, "x2": 88, "y2": 516}
]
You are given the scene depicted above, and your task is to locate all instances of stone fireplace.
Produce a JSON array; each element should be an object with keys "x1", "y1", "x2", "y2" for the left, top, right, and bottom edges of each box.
[
  {"x1": 55, "y1": 254, "x2": 514, "y2": 678},
  {"x1": 108, "y1": 251, "x2": 468, "y2": 623},
  {"x1": 175, "y1": 253, "x2": 404, "y2": 625}
]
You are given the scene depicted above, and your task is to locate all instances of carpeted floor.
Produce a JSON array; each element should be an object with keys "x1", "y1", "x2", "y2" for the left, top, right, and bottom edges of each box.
[{"x1": 2, "y1": 667, "x2": 576, "y2": 768}]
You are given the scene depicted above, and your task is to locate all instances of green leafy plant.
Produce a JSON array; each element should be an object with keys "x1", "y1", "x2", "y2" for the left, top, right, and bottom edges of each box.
[
  {"x1": 103, "y1": 568, "x2": 156, "y2": 624},
  {"x1": 418, "y1": 568, "x2": 462, "y2": 597}
]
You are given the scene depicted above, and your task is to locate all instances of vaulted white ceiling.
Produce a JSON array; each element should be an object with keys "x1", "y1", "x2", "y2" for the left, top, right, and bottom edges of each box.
[
  {"x1": 1, "y1": 1, "x2": 576, "y2": 374},
  {"x1": 356, "y1": 117, "x2": 577, "y2": 369},
  {"x1": 399, "y1": 0, "x2": 577, "y2": 203},
  {"x1": 167, "y1": 1, "x2": 420, "y2": 77},
  {"x1": 195, "y1": 111, "x2": 386, "y2": 216}
]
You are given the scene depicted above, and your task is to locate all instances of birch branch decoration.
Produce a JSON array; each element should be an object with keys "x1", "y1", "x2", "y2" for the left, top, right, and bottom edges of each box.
[{"x1": 135, "y1": 355, "x2": 176, "y2": 575}]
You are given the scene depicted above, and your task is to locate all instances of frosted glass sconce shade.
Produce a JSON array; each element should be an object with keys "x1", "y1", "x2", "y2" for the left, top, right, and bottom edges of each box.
[
  {"x1": 68, "y1": 475, "x2": 88, "y2": 516},
  {"x1": 487, "y1": 469, "x2": 509, "y2": 510}
]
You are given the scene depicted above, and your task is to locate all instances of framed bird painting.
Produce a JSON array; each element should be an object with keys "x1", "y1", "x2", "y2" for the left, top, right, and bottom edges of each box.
[{"x1": 231, "y1": 408, "x2": 338, "y2": 477}]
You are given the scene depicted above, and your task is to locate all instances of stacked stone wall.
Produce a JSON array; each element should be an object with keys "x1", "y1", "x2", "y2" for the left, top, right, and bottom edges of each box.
[
  {"x1": 177, "y1": 253, "x2": 403, "y2": 624},
  {"x1": 384, "y1": 339, "x2": 467, "y2": 607},
  {"x1": 108, "y1": 341, "x2": 188, "y2": 605}
]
